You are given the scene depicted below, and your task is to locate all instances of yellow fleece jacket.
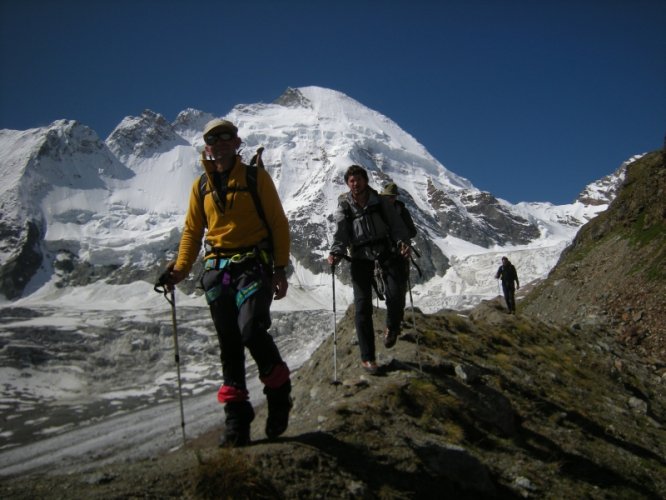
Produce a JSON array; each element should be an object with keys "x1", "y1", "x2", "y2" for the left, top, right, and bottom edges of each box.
[{"x1": 174, "y1": 154, "x2": 290, "y2": 274}]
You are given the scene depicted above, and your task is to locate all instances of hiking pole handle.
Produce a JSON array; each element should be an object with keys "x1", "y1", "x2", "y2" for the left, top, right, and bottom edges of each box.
[
  {"x1": 330, "y1": 252, "x2": 351, "y2": 264},
  {"x1": 154, "y1": 270, "x2": 175, "y2": 305},
  {"x1": 154, "y1": 269, "x2": 170, "y2": 292}
]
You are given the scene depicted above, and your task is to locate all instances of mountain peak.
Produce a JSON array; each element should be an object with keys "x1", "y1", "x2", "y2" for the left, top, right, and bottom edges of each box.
[
  {"x1": 35, "y1": 120, "x2": 103, "y2": 160},
  {"x1": 106, "y1": 109, "x2": 188, "y2": 160},
  {"x1": 172, "y1": 108, "x2": 216, "y2": 144},
  {"x1": 274, "y1": 87, "x2": 313, "y2": 109},
  {"x1": 575, "y1": 155, "x2": 634, "y2": 205}
]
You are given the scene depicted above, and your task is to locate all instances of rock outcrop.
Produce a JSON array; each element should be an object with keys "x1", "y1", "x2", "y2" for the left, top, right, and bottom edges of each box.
[{"x1": 521, "y1": 150, "x2": 665, "y2": 362}]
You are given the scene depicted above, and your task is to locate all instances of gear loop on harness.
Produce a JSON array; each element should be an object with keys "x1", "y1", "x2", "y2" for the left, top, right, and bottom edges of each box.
[
  {"x1": 204, "y1": 248, "x2": 263, "y2": 271},
  {"x1": 201, "y1": 247, "x2": 271, "y2": 306}
]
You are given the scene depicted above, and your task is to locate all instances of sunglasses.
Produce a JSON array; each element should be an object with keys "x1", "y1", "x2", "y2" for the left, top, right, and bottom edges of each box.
[{"x1": 204, "y1": 131, "x2": 236, "y2": 145}]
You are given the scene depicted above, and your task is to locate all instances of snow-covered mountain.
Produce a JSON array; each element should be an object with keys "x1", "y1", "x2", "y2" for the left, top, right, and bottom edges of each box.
[
  {"x1": 0, "y1": 86, "x2": 624, "y2": 311},
  {"x1": 0, "y1": 86, "x2": 635, "y2": 473}
]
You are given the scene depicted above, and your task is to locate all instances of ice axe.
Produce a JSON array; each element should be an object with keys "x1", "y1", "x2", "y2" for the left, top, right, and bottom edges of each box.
[{"x1": 154, "y1": 271, "x2": 187, "y2": 448}]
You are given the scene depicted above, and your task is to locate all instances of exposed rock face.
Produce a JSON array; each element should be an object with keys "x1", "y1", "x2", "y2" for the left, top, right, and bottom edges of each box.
[
  {"x1": 576, "y1": 160, "x2": 628, "y2": 206},
  {"x1": 172, "y1": 108, "x2": 215, "y2": 135},
  {"x1": 0, "y1": 221, "x2": 42, "y2": 300},
  {"x1": 428, "y1": 180, "x2": 541, "y2": 247},
  {"x1": 106, "y1": 109, "x2": 189, "y2": 159},
  {"x1": 522, "y1": 150, "x2": 665, "y2": 361},
  {"x1": 0, "y1": 120, "x2": 135, "y2": 298},
  {"x1": 273, "y1": 87, "x2": 314, "y2": 109}
]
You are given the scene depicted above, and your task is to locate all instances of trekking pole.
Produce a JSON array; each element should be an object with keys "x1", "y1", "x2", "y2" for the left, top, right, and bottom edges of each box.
[
  {"x1": 331, "y1": 264, "x2": 341, "y2": 386},
  {"x1": 154, "y1": 275, "x2": 187, "y2": 448},
  {"x1": 407, "y1": 273, "x2": 422, "y2": 373}
]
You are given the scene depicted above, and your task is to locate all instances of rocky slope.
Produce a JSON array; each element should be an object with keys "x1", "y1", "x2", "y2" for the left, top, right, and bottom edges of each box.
[
  {"x1": 521, "y1": 150, "x2": 665, "y2": 362},
  {"x1": 2, "y1": 299, "x2": 664, "y2": 499}
]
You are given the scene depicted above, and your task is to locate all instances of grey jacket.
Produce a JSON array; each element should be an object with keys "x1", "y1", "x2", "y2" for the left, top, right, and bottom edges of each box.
[{"x1": 330, "y1": 189, "x2": 410, "y2": 261}]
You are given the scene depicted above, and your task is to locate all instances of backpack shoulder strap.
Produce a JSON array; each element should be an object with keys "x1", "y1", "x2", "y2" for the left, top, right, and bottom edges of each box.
[
  {"x1": 246, "y1": 164, "x2": 273, "y2": 249},
  {"x1": 197, "y1": 148, "x2": 270, "y2": 238},
  {"x1": 198, "y1": 172, "x2": 209, "y2": 228},
  {"x1": 395, "y1": 199, "x2": 417, "y2": 238},
  {"x1": 340, "y1": 197, "x2": 352, "y2": 219},
  {"x1": 375, "y1": 194, "x2": 392, "y2": 229},
  {"x1": 199, "y1": 172, "x2": 208, "y2": 199}
]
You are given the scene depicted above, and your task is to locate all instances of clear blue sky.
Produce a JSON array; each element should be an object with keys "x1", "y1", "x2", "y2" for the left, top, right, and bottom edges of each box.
[{"x1": 1, "y1": 0, "x2": 664, "y2": 204}]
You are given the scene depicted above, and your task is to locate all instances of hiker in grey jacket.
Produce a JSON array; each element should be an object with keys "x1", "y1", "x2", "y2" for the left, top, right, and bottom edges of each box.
[{"x1": 327, "y1": 165, "x2": 411, "y2": 374}]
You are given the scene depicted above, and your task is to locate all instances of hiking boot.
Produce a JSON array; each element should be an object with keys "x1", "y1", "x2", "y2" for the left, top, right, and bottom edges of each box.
[
  {"x1": 361, "y1": 360, "x2": 379, "y2": 374},
  {"x1": 383, "y1": 328, "x2": 398, "y2": 349},
  {"x1": 264, "y1": 381, "x2": 292, "y2": 439},
  {"x1": 219, "y1": 401, "x2": 255, "y2": 448},
  {"x1": 219, "y1": 427, "x2": 251, "y2": 447}
]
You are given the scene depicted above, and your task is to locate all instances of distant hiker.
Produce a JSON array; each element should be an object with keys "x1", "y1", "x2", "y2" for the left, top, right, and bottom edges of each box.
[
  {"x1": 380, "y1": 182, "x2": 417, "y2": 240},
  {"x1": 161, "y1": 119, "x2": 292, "y2": 447},
  {"x1": 495, "y1": 256, "x2": 520, "y2": 314},
  {"x1": 327, "y1": 165, "x2": 411, "y2": 374}
]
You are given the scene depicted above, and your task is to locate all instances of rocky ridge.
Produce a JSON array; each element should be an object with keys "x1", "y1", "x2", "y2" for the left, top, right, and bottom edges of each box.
[
  {"x1": 2, "y1": 298, "x2": 664, "y2": 499},
  {"x1": 522, "y1": 150, "x2": 665, "y2": 363}
]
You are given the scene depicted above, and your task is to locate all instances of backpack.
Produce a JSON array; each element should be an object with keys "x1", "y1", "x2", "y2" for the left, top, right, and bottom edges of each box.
[
  {"x1": 395, "y1": 200, "x2": 417, "y2": 239},
  {"x1": 198, "y1": 147, "x2": 271, "y2": 248},
  {"x1": 341, "y1": 192, "x2": 423, "y2": 279}
]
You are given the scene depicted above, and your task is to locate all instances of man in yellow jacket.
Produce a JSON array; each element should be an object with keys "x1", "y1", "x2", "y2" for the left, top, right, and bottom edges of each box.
[{"x1": 163, "y1": 119, "x2": 291, "y2": 447}]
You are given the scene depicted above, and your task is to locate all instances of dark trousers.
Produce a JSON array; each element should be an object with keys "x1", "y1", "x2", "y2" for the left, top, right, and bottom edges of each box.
[
  {"x1": 502, "y1": 283, "x2": 516, "y2": 312},
  {"x1": 351, "y1": 256, "x2": 408, "y2": 362},
  {"x1": 203, "y1": 260, "x2": 283, "y2": 392}
]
